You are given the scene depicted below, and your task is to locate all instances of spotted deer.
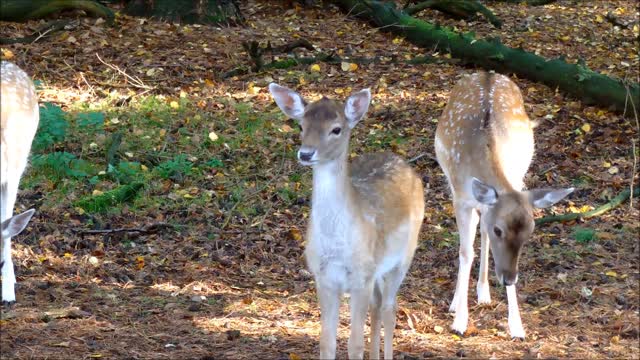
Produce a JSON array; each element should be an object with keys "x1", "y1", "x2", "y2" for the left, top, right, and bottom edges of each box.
[
  {"x1": 269, "y1": 84, "x2": 424, "y2": 359},
  {"x1": 435, "y1": 72, "x2": 573, "y2": 339},
  {"x1": 1, "y1": 61, "x2": 40, "y2": 304}
]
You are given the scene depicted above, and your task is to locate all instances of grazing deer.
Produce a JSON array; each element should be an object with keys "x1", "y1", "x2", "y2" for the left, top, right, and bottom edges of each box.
[
  {"x1": 434, "y1": 72, "x2": 573, "y2": 339},
  {"x1": 1, "y1": 61, "x2": 40, "y2": 304},
  {"x1": 269, "y1": 84, "x2": 424, "y2": 359}
]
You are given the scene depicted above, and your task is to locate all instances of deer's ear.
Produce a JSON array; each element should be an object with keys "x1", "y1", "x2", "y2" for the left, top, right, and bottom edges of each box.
[
  {"x1": 269, "y1": 83, "x2": 306, "y2": 122},
  {"x1": 471, "y1": 177, "x2": 498, "y2": 205},
  {"x1": 1, "y1": 209, "x2": 35, "y2": 239},
  {"x1": 345, "y1": 88, "x2": 371, "y2": 129},
  {"x1": 528, "y1": 187, "x2": 574, "y2": 209}
]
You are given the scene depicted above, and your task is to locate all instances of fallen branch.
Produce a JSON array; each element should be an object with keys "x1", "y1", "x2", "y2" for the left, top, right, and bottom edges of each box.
[
  {"x1": 406, "y1": 0, "x2": 502, "y2": 28},
  {"x1": 223, "y1": 51, "x2": 453, "y2": 78},
  {"x1": 0, "y1": 0, "x2": 114, "y2": 22},
  {"x1": 331, "y1": 0, "x2": 639, "y2": 117},
  {"x1": 535, "y1": 186, "x2": 640, "y2": 225},
  {"x1": 72, "y1": 222, "x2": 174, "y2": 236},
  {"x1": 0, "y1": 20, "x2": 72, "y2": 45}
]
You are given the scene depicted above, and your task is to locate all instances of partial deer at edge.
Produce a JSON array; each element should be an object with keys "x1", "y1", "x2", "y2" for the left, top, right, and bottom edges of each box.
[
  {"x1": 269, "y1": 84, "x2": 424, "y2": 359},
  {"x1": 435, "y1": 72, "x2": 573, "y2": 339},
  {"x1": 1, "y1": 61, "x2": 40, "y2": 304}
]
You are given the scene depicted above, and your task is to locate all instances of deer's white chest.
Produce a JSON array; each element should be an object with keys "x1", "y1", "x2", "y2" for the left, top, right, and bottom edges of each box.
[{"x1": 305, "y1": 164, "x2": 361, "y2": 292}]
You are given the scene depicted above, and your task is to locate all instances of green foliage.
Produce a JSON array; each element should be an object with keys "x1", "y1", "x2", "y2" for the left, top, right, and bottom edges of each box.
[
  {"x1": 31, "y1": 152, "x2": 96, "y2": 180},
  {"x1": 34, "y1": 103, "x2": 68, "y2": 152},
  {"x1": 108, "y1": 161, "x2": 144, "y2": 184},
  {"x1": 76, "y1": 111, "x2": 104, "y2": 134},
  {"x1": 205, "y1": 158, "x2": 224, "y2": 168},
  {"x1": 155, "y1": 154, "x2": 193, "y2": 180},
  {"x1": 572, "y1": 227, "x2": 597, "y2": 244},
  {"x1": 76, "y1": 182, "x2": 145, "y2": 213}
]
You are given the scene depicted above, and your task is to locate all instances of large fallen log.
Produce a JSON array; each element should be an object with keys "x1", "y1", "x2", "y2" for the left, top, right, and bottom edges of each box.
[{"x1": 333, "y1": 0, "x2": 639, "y2": 117}]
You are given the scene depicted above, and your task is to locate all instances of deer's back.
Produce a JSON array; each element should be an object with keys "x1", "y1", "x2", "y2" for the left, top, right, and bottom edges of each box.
[
  {"x1": 435, "y1": 72, "x2": 534, "y2": 194},
  {"x1": 1, "y1": 61, "x2": 39, "y2": 185},
  {"x1": 351, "y1": 152, "x2": 424, "y2": 241}
]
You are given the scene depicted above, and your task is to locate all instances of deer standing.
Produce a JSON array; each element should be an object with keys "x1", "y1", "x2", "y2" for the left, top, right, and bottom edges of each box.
[
  {"x1": 434, "y1": 72, "x2": 573, "y2": 339},
  {"x1": 1, "y1": 61, "x2": 40, "y2": 304},
  {"x1": 269, "y1": 84, "x2": 424, "y2": 359}
]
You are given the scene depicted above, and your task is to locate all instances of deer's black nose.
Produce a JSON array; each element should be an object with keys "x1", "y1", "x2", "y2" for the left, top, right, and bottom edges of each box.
[
  {"x1": 298, "y1": 150, "x2": 315, "y2": 162},
  {"x1": 502, "y1": 272, "x2": 518, "y2": 286}
]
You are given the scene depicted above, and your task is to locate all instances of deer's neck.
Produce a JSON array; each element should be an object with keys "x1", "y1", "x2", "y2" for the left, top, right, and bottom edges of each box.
[{"x1": 311, "y1": 153, "x2": 355, "y2": 216}]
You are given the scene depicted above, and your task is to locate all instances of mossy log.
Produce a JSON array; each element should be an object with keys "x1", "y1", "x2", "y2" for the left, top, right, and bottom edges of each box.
[
  {"x1": 406, "y1": 0, "x2": 502, "y2": 28},
  {"x1": 76, "y1": 182, "x2": 144, "y2": 213},
  {"x1": 333, "y1": 0, "x2": 639, "y2": 117},
  {"x1": 536, "y1": 187, "x2": 640, "y2": 225},
  {"x1": 0, "y1": 0, "x2": 114, "y2": 22}
]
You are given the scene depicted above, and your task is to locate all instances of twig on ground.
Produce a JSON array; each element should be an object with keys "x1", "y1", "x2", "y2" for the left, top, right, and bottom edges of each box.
[
  {"x1": 0, "y1": 20, "x2": 73, "y2": 45},
  {"x1": 408, "y1": 152, "x2": 438, "y2": 164},
  {"x1": 535, "y1": 186, "x2": 640, "y2": 225},
  {"x1": 95, "y1": 53, "x2": 154, "y2": 90},
  {"x1": 72, "y1": 223, "x2": 174, "y2": 236}
]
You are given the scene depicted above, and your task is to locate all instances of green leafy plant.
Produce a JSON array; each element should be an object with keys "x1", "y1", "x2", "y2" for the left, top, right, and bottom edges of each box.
[
  {"x1": 31, "y1": 152, "x2": 96, "y2": 180},
  {"x1": 572, "y1": 227, "x2": 597, "y2": 244},
  {"x1": 77, "y1": 111, "x2": 105, "y2": 134},
  {"x1": 33, "y1": 103, "x2": 68, "y2": 152},
  {"x1": 155, "y1": 154, "x2": 193, "y2": 181}
]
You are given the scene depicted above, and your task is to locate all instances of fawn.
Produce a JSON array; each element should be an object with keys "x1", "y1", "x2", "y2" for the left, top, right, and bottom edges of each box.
[
  {"x1": 269, "y1": 84, "x2": 424, "y2": 359},
  {"x1": 1, "y1": 61, "x2": 40, "y2": 304},
  {"x1": 435, "y1": 72, "x2": 573, "y2": 339}
]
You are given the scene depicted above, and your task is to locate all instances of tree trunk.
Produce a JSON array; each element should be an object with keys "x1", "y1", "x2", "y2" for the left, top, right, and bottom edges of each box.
[
  {"x1": 332, "y1": 0, "x2": 639, "y2": 117},
  {"x1": 123, "y1": 0, "x2": 244, "y2": 26},
  {"x1": 0, "y1": 0, "x2": 114, "y2": 22}
]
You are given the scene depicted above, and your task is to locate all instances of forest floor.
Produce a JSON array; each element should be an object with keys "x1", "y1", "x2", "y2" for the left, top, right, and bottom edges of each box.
[{"x1": 0, "y1": 0, "x2": 638, "y2": 359}]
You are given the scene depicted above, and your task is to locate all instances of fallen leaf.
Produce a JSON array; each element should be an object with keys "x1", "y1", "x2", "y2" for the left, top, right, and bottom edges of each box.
[
  {"x1": 208, "y1": 131, "x2": 219, "y2": 141},
  {"x1": 310, "y1": 64, "x2": 321, "y2": 72},
  {"x1": 434, "y1": 325, "x2": 444, "y2": 334},
  {"x1": 581, "y1": 123, "x2": 591, "y2": 132}
]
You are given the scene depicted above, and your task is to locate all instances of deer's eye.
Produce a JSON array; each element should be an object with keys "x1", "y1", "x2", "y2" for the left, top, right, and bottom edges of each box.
[
  {"x1": 493, "y1": 226, "x2": 503, "y2": 238},
  {"x1": 331, "y1": 127, "x2": 341, "y2": 135}
]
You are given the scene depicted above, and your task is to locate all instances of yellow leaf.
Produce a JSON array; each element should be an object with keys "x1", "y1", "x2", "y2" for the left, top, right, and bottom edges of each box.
[
  {"x1": 289, "y1": 353, "x2": 302, "y2": 360},
  {"x1": 451, "y1": 334, "x2": 461, "y2": 341},
  {"x1": 281, "y1": 124, "x2": 293, "y2": 133},
  {"x1": 595, "y1": 15, "x2": 604, "y2": 23},
  {"x1": 92, "y1": 190, "x2": 104, "y2": 196},
  {"x1": 392, "y1": 37, "x2": 403, "y2": 44},
  {"x1": 183, "y1": 194, "x2": 194, "y2": 199},
  {"x1": 561, "y1": 36, "x2": 571, "y2": 42},
  {"x1": 299, "y1": 76, "x2": 306, "y2": 85},
  {"x1": 136, "y1": 256, "x2": 145, "y2": 270},
  {"x1": 611, "y1": 335, "x2": 620, "y2": 344},
  {"x1": 64, "y1": 253, "x2": 73, "y2": 259},
  {"x1": 170, "y1": 101, "x2": 179, "y2": 109},
  {"x1": 208, "y1": 131, "x2": 219, "y2": 141},
  {"x1": 310, "y1": 64, "x2": 321, "y2": 72},
  {"x1": 334, "y1": 88, "x2": 344, "y2": 94},
  {"x1": 581, "y1": 123, "x2": 591, "y2": 132},
  {"x1": 75, "y1": 207, "x2": 85, "y2": 215},
  {"x1": 602, "y1": 161, "x2": 611, "y2": 168},
  {"x1": 141, "y1": 164, "x2": 148, "y2": 172},
  {"x1": 349, "y1": 63, "x2": 358, "y2": 71},
  {"x1": 605, "y1": 271, "x2": 618, "y2": 277},
  {"x1": 1, "y1": 48, "x2": 14, "y2": 59}
]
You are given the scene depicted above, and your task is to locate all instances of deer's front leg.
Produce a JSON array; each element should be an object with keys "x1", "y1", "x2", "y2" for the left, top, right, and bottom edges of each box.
[
  {"x1": 506, "y1": 284, "x2": 525, "y2": 339},
  {"x1": 477, "y1": 222, "x2": 491, "y2": 304},
  {"x1": 348, "y1": 283, "x2": 373, "y2": 360},
  {"x1": 450, "y1": 204, "x2": 479, "y2": 335},
  {"x1": 317, "y1": 282, "x2": 341, "y2": 359}
]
